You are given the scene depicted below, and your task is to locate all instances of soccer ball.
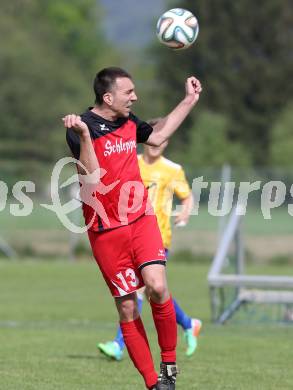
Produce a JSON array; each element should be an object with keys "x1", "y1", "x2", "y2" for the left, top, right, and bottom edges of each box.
[{"x1": 156, "y1": 8, "x2": 199, "y2": 50}]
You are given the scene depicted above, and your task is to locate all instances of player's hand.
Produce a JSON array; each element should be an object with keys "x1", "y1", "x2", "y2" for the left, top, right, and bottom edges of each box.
[
  {"x1": 62, "y1": 114, "x2": 90, "y2": 137},
  {"x1": 185, "y1": 76, "x2": 202, "y2": 105},
  {"x1": 174, "y1": 213, "x2": 189, "y2": 228}
]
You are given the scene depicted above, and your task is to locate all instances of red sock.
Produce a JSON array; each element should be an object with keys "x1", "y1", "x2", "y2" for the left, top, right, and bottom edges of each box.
[
  {"x1": 120, "y1": 317, "x2": 158, "y2": 389},
  {"x1": 150, "y1": 296, "x2": 177, "y2": 362}
]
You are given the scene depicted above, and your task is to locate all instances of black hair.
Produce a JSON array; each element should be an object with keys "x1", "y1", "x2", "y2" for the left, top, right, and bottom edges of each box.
[{"x1": 93, "y1": 67, "x2": 132, "y2": 105}]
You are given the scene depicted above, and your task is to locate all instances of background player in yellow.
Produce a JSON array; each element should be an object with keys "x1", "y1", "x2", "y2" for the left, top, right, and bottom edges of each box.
[{"x1": 98, "y1": 124, "x2": 202, "y2": 360}]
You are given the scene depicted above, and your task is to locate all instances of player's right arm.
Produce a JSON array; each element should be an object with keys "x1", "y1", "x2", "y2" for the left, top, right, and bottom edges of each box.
[
  {"x1": 146, "y1": 76, "x2": 202, "y2": 146},
  {"x1": 63, "y1": 114, "x2": 99, "y2": 175}
]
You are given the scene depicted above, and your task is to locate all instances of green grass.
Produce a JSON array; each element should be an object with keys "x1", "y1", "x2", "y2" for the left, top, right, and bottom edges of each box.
[{"x1": 1, "y1": 259, "x2": 293, "y2": 389}]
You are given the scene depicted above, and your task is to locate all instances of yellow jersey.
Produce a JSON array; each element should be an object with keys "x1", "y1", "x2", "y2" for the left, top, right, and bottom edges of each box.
[{"x1": 138, "y1": 155, "x2": 191, "y2": 249}]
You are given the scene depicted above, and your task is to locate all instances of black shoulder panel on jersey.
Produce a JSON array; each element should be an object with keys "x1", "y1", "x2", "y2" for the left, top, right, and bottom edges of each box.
[
  {"x1": 65, "y1": 110, "x2": 153, "y2": 158},
  {"x1": 129, "y1": 113, "x2": 153, "y2": 143},
  {"x1": 81, "y1": 109, "x2": 128, "y2": 140}
]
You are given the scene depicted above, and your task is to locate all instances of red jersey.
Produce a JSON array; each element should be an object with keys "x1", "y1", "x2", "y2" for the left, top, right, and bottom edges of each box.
[{"x1": 66, "y1": 109, "x2": 154, "y2": 232}]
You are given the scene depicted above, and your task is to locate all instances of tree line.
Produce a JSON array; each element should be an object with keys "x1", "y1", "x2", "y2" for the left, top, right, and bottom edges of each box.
[
  {"x1": 151, "y1": 0, "x2": 293, "y2": 168},
  {"x1": 0, "y1": 0, "x2": 292, "y2": 188},
  {"x1": 0, "y1": 0, "x2": 119, "y2": 186}
]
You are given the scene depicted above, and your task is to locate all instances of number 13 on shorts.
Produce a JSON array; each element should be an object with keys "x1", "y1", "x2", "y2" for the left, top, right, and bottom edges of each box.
[{"x1": 112, "y1": 268, "x2": 141, "y2": 297}]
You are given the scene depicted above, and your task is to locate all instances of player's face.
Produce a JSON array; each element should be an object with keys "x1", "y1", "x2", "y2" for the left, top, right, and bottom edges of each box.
[
  {"x1": 110, "y1": 77, "x2": 137, "y2": 118},
  {"x1": 144, "y1": 140, "x2": 168, "y2": 159}
]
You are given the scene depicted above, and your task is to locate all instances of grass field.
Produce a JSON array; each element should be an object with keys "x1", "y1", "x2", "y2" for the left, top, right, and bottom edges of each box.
[{"x1": 1, "y1": 258, "x2": 293, "y2": 389}]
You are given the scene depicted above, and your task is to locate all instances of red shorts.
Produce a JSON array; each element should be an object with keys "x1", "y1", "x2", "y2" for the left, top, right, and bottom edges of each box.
[{"x1": 88, "y1": 214, "x2": 166, "y2": 297}]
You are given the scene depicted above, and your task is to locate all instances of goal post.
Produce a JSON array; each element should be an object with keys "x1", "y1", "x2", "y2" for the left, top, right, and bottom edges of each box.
[
  {"x1": 208, "y1": 206, "x2": 293, "y2": 324},
  {"x1": 0, "y1": 236, "x2": 17, "y2": 258}
]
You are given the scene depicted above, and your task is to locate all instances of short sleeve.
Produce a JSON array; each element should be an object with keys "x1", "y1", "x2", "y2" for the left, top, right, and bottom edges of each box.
[
  {"x1": 130, "y1": 113, "x2": 153, "y2": 143},
  {"x1": 173, "y1": 167, "x2": 191, "y2": 200},
  {"x1": 66, "y1": 128, "x2": 80, "y2": 159}
]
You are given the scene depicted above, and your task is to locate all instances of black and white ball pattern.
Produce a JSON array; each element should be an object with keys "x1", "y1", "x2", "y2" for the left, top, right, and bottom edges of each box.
[{"x1": 156, "y1": 8, "x2": 199, "y2": 50}]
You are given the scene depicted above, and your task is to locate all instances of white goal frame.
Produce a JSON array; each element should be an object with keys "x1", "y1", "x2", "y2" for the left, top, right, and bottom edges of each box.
[{"x1": 208, "y1": 206, "x2": 293, "y2": 323}]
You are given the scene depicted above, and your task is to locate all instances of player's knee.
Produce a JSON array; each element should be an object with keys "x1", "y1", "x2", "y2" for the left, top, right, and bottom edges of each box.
[
  {"x1": 116, "y1": 297, "x2": 139, "y2": 322},
  {"x1": 147, "y1": 281, "x2": 168, "y2": 302}
]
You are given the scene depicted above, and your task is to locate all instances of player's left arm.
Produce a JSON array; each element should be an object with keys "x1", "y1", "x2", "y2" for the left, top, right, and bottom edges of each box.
[{"x1": 146, "y1": 76, "x2": 202, "y2": 146}]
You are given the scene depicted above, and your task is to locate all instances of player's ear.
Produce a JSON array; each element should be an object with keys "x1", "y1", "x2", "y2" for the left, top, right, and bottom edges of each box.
[{"x1": 103, "y1": 92, "x2": 113, "y2": 106}]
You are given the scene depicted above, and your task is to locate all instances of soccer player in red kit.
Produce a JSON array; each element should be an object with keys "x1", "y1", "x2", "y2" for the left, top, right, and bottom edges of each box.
[{"x1": 63, "y1": 67, "x2": 202, "y2": 389}]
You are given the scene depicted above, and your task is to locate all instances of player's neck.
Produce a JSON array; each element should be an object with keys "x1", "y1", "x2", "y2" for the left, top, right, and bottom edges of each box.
[
  {"x1": 91, "y1": 106, "x2": 119, "y2": 122},
  {"x1": 142, "y1": 154, "x2": 161, "y2": 165}
]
